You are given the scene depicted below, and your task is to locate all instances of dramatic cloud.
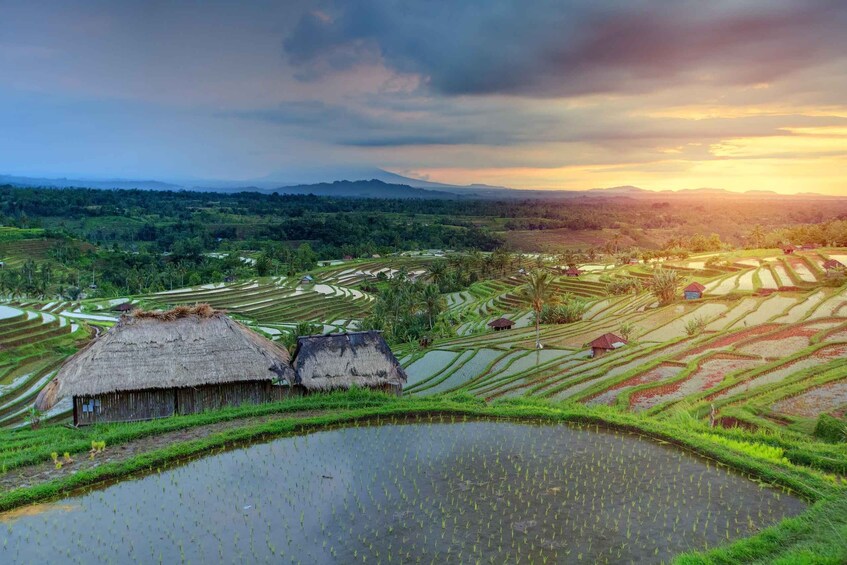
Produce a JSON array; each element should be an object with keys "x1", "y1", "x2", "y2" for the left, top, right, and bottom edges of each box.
[{"x1": 283, "y1": 0, "x2": 847, "y2": 98}]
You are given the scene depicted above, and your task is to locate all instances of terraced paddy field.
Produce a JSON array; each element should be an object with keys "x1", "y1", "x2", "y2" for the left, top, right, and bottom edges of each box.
[
  {"x1": 0, "y1": 418, "x2": 806, "y2": 564},
  {"x1": 400, "y1": 280, "x2": 847, "y2": 433},
  {"x1": 146, "y1": 277, "x2": 374, "y2": 329},
  {"x1": 0, "y1": 304, "x2": 93, "y2": 427}
]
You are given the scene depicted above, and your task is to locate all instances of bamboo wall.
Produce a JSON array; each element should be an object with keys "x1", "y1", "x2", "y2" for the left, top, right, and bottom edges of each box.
[
  {"x1": 73, "y1": 381, "x2": 301, "y2": 425},
  {"x1": 176, "y1": 381, "x2": 299, "y2": 415},
  {"x1": 74, "y1": 389, "x2": 175, "y2": 426}
]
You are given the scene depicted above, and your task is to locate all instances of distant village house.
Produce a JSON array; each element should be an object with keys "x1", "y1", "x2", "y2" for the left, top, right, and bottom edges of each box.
[
  {"x1": 589, "y1": 333, "x2": 627, "y2": 358},
  {"x1": 488, "y1": 317, "x2": 515, "y2": 331},
  {"x1": 683, "y1": 282, "x2": 706, "y2": 300},
  {"x1": 112, "y1": 302, "x2": 134, "y2": 313},
  {"x1": 823, "y1": 259, "x2": 845, "y2": 272}
]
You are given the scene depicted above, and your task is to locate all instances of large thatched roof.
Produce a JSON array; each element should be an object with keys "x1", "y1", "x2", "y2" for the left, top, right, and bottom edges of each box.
[
  {"x1": 292, "y1": 331, "x2": 406, "y2": 391},
  {"x1": 41, "y1": 306, "x2": 294, "y2": 405}
]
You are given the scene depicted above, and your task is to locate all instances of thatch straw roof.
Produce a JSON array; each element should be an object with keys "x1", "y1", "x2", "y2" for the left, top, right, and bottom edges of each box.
[
  {"x1": 41, "y1": 305, "x2": 294, "y2": 406},
  {"x1": 292, "y1": 331, "x2": 406, "y2": 391},
  {"x1": 34, "y1": 378, "x2": 60, "y2": 412},
  {"x1": 488, "y1": 317, "x2": 514, "y2": 328}
]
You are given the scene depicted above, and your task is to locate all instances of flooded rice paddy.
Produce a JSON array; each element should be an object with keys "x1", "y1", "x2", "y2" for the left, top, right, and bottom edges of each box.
[{"x1": 1, "y1": 419, "x2": 805, "y2": 564}]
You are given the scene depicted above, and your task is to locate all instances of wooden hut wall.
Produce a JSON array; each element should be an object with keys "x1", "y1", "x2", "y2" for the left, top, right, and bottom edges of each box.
[
  {"x1": 74, "y1": 389, "x2": 175, "y2": 426},
  {"x1": 73, "y1": 382, "x2": 301, "y2": 425},
  {"x1": 175, "y1": 381, "x2": 300, "y2": 415}
]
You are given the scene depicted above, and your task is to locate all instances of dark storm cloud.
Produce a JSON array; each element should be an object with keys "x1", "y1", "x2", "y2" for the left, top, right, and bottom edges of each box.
[{"x1": 283, "y1": 0, "x2": 847, "y2": 97}]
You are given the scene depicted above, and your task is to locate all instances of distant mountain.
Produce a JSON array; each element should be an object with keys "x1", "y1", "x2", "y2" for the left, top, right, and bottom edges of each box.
[
  {"x1": 0, "y1": 174, "x2": 182, "y2": 191},
  {"x1": 262, "y1": 179, "x2": 459, "y2": 199},
  {"x1": 1, "y1": 172, "x2": 841, "y2": 200}
]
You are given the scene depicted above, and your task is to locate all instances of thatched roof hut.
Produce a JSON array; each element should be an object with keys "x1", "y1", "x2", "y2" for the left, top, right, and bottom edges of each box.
[
  {"x1": 37, "y1": 305, "x2": 296, "y2": 423},
  {"x1": 488, "y1": 317, "x2": 514, "y2": 331},
  {"x1": 292, "y1": 331, "x2": 406, "y2": 393}
]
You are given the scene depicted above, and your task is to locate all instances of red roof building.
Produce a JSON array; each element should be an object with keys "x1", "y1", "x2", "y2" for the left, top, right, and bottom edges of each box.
[
  {"x1": 824, "y1": 259, "x2": 845, "y2": 271},
  {"x1": 683, "y1": 281, "x2": 706, "y2": 299},
  {"x1": 782, "y1": 245, "x2": 796, "y2": 254},
  {"x1": 564, "y1": 266, "x2": 581, "y2": 277},
  {"x1": 589, "y1": 333, "x2": 627, "y2": 357}
]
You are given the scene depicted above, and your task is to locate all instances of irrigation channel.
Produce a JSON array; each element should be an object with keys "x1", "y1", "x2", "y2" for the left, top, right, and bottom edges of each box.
[{"x1": 0, "y1": 419, "x2": 805, "y2": 563}]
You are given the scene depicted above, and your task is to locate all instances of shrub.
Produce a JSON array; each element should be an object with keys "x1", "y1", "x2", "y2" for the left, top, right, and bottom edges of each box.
[
  {"x1": 824, "y1": 268, "x2": 846, "y2": 288},
  {"x1": 813, "y1": 414, "x2": 847, "y2": 443},
  {"x1": 538, "y1": 295, "x2": 588, "y2": 324},
  {"x1": 606, "y1": 278, "x2": 642, "y2": 295},
  {"x1": 684, "y1": 316, "x2": 707, "y2": 337},
  {"x1": 652, "y1": 268, "x2": 679, "y2": 305}
]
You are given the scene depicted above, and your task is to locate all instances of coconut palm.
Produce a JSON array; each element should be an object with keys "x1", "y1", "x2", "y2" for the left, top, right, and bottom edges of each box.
[
  {"x1": 428, "y1": 260, "x2": 447, "y2": 289},
  {"x1": 421, "y1": 284, "x2": 445, "y2": 330},
  {"x1": 521, "y1": 269, "x2": 557, "y2": 349}
]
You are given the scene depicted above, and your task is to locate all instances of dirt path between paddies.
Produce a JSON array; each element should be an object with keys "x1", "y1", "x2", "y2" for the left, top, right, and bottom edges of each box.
[{"x1": 0, "y1": 409, "x2": 327, "y2": 494}]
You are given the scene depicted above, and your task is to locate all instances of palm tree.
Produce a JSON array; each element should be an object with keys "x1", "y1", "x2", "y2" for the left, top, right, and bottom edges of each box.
[
  {"x1": 428, "y1": 260, "x2": 447, "y2": 289},
  {"x1": 521, "y1": 269, "x2": 557, "y2": 349},
  {"x1": 422, "y1": 284, "x2": 444, "y2": 330}
]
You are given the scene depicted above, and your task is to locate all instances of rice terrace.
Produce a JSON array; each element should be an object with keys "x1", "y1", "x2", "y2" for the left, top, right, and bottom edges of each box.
[{"x1": 3, "y1": 1, "x2": 847, "y2": 563}]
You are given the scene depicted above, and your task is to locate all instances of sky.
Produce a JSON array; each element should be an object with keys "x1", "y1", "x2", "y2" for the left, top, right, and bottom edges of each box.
[{"x1": 1, "y1": 0, "x2": 846, "y2": 193}]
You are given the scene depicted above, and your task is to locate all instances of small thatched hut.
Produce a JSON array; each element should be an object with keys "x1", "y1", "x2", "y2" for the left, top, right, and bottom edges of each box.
[
  {"x1": 112, "y1": 302, "x2": 134, "y2": 313},
  {"x1": 37, "y1": 305, "x2": 297, "y2": 425},
  {"x1": 292, "y1": 331, "x2": 406, "y2": 395},
  {"x1": 488, "y1": 317, "x2": 514, "y2": 331}
]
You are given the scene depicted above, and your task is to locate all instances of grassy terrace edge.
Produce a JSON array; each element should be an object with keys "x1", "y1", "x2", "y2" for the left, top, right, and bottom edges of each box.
[{"x1": 1, "y1": 390, "x2": 846, "y2": 564}]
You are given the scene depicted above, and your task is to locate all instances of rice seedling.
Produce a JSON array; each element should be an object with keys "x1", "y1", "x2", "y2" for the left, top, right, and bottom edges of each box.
[{"x1": 0, "y1": 418, "x2": 806, "y2": 563}]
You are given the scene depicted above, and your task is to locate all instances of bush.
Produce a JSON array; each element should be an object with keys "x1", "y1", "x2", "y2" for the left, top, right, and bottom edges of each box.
[
  {"x1": 652, "y1": 268, "x2": 679, "y2": 305},
  {"x1": 824, "y1": 268, "x2": 846, "y2": 288},
  {"x1": 538, "y1": 295, "x2": 588, "y2": 324},
  {"x1": 684, "y1": 316, "x2": 707, "y2": 336},
  {"x1": 813, "y1": 414, "x2": 847, "y2": 443},
  {"x1": 606, "y1": 278, "x2": 642, "y2": 295}
]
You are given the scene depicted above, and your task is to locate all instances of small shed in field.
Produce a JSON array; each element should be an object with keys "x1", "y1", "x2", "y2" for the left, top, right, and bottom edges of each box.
[
  {"x1": 564, "y1": 266, "x2": 582, "y2": 277},
  {"x1": 782, "y1": 245, "x2": 796, "y2": 255},
  {"x1": 823, "y1": 259, "x2": 845, "y2": 272},
  {"x1": 292, "y1": 331, "x2": 406, "y2": 395},
  {"x1": 589, "y1": 333, "x2": 627, "y2": 358},
  {"x1": 35, "y1": 305, "x2": 297, "y2": 425},
  {"x1": 683, "y1": 282, "x2": 706, "y2": 300},
  {"x1": 488, "y1": 317, "x2": 515, "y2": 331},
  {"x1": 300, "y1": 274, "x2": 315, "y2": 284},
  {"x1": 112, "y1": 302, "x2": 134, "y2": 313}
]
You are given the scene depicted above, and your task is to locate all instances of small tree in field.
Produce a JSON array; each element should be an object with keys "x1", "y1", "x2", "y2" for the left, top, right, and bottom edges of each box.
[
  {"x1": 684, "y1": 315, "x2": 707, "y2": 336},
  {"x1": 521, "y1": 270, "x2": 557, "y2": 349},
  {"x1": 619, "y1": 322, "x2": 635, "y2": 342},
  {"x1": 652, "y1": 268, "x2": 679, "y2": 305}
]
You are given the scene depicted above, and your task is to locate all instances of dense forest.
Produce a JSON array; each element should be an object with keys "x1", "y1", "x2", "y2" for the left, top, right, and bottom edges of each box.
[{"x1": 3, "y1": 184, "x2": 847, "y2": 299}]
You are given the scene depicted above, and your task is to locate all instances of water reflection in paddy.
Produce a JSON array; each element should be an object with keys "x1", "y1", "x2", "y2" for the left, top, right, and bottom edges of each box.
[{"x1": 0, "y1": 419, "x2": 806, "y2": 564}]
